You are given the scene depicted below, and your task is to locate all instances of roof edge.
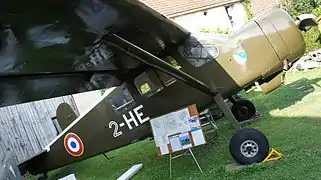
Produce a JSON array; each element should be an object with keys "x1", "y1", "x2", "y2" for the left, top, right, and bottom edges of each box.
[{"x1": 167, "y1": 0, "x2": 244, "y2": 18}]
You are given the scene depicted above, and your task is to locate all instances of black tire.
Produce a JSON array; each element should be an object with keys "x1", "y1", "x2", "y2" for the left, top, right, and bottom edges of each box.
[
  {"x1": 229, "y1": 128, "x2": 269, "y2": 165},
  {"x1": 231, "y1": 99, "x2": 256, "y2": 122}
]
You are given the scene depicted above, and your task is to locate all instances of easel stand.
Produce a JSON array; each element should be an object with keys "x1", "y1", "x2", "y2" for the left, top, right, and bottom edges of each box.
[{"x1": 169, "y1": 148, "x2": 203, "y2": 178}]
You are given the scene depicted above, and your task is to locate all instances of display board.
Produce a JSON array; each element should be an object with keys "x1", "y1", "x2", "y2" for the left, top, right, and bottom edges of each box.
[{"x1": 150, "y1": 104, "x2": 206, "y2": 156}]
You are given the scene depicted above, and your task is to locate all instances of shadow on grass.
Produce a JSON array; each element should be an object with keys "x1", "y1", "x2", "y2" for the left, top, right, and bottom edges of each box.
[{"x1": 247, "y1": 77, "x2": 321, "y2": 111}]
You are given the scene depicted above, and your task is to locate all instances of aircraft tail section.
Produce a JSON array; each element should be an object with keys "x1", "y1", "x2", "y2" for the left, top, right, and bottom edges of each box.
[
  {"x1": 19, "y1": 85, "x2": 152, "y2": 175},
  {"x1": 18, "y1": 103, "x2": 78, "y2": 175},
  {"x1": 56, "y1": 103, "x2": 79, "y2": 131}
]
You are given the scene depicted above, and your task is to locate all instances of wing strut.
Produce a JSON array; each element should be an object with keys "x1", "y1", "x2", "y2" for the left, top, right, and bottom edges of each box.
[
  {"x1": 104, "y1": 34, "x2": 240, "y2": 129},
  {"x1": 104, "y1": 34, "x2": 214, "y2": 96}
]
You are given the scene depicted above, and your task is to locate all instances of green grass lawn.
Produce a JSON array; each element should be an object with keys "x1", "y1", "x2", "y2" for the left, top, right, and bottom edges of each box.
[{"x1": 34, "y1": 68, "x2": 321, "y2": 180}]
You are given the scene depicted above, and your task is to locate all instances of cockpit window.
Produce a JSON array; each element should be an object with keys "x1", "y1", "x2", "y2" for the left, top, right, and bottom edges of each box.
[
  {"x1": 108, "y1": 84, "x2": 136, "y2": 114},
  {"x1": 178, "y1": 36, "x2": 219, "y2": 67}
]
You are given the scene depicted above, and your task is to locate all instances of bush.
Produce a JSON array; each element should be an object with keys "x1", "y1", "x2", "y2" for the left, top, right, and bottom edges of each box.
[
  {"x1": 302, "y1": 27, "x2": 321, "y2": 52},
  {"x1": 198, "y1": 27, "x2": 230, "y2": 34},
  {"x1": 286, "y1": 0, "x2": 321, "y2": 17},
  {"x1": 242, "y1": 0, "x2": 254, "y2": 19}
]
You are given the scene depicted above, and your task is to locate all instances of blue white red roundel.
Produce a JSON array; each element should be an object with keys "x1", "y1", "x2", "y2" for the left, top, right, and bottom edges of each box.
[{"x1": 64, "y1": 133, "x2": 84, "y2": 157}]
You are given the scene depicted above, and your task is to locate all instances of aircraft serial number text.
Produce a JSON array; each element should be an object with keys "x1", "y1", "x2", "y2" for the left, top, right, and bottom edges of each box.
[{"x1": 109, "y1": 105, "x2": 150, "y2": 138}]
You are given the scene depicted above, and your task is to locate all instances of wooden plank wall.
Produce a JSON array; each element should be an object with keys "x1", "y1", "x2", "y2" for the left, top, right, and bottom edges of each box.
[{"x1": 0, "y1": 95, "x2": 79, "y2": 164}]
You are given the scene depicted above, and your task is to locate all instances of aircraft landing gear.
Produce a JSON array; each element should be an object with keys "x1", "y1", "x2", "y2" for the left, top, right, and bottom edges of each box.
[
  {"x1": 229, "y1": 95, "x2": 256, "y2": 122},
  {"x1": 214, "y1": 92, "x2": 269, "y2": 165},
  {"x1": 229, "y1": 128, "x2": 269, "y2": 165}
]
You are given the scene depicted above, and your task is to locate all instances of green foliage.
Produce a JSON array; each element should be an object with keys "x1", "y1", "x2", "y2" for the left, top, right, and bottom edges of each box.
[
  {"x1": 100, "y1": 89, "x2": 106, "y2": 96},
  {"x1": 242, "y1": 0, "x2": 254, "y2": 19},
  {"x1": 313, "y1": 5, "x2": 321, "y2": 16},
  {"x1": 300, "y1": 4, "x2": 321, "y2": 52},
  {"x1": 199, "y1": 27, "x2": 229, "y2": 34},
  {"x1": 301, "y1": 27, "x2": 321, "y2": 52},
  {"x1": 285, "y1": 0, "x2": 321, "y2": 17},
  {"x1": 198, "y1": 27, "x2": 214, "y2": 33},
  {"x1": 214, "y1": 28, "x2": 230, "y2": 34},
  {"x1": 282, "y1": 0, "x2": 321, "y2": 53}
]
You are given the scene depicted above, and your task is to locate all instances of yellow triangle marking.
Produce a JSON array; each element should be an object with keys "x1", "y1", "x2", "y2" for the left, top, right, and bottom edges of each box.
[{"x1": 263, "y1": 148, "x2": 282, "y2": 162}]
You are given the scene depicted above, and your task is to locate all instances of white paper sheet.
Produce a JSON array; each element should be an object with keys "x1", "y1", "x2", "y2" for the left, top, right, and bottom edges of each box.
[
  {"x1": 159, "y1": 145, "x2": 169, "y2": 155},
  {"x1": 165, "y1": 108, "x2": 191, "y2": 135},
  {"x1": 191, "y1": 129, "x2": 206, "y2": 146},
  {"x1": 154, "y1": 135, "x2": 169, "y2": 147},
  {"x1": 169, "y1": 135, "x2": 182, "y2": 152},
  {"x1": 150, "y1": 117, "x2": 167, "y2": 136},
  {"x1": 150, "y1": 106, "x2": 206, "y2": 155}
]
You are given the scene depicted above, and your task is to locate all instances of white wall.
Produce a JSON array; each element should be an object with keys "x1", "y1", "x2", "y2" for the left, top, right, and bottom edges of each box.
[
  {"x1": 227, "y1": 3, "x2": 248, "y2": 31},
  {"x1": 72, "y1": 90, "x2": 102, "y2": 114},
  {"x1": 0, "y1": 95, "x2": 78, "y2": 163},
  {"x1": 172, "y1": 6, "x2": 232, "y2": 33},
  {"x1": 171, "y1": 3, "x2": 248, "y2": 33},
  {"x1": 72, "y1": 87, "x2": 116, "y2": 115}
]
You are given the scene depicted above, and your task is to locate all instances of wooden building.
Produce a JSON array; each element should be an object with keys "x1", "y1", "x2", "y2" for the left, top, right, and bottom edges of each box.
[{"x1": 0, "y1": 95, "x2": 79, "y2": 164}]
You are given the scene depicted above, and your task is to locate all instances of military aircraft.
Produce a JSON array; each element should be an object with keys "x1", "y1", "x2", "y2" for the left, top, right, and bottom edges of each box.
[{"x1": 0, "y1": 0, "x2": 318, "y2": 178}]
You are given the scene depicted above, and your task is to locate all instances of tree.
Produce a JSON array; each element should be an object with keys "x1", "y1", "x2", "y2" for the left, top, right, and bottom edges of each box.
[{"x1": 284, "y1": 0, "x2": 321, "y2": 18}]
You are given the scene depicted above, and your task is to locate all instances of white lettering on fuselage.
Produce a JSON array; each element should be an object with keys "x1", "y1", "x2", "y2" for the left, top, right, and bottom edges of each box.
[
  {"x1": 134, "y1": 105, "x2": 150, "y2": 124},
  {"x1": 109, "y1": 105, "x2": 150, "y2": 138},
  {"x1": 122, "y1": 111, "x2": 139, "y2": 130}
]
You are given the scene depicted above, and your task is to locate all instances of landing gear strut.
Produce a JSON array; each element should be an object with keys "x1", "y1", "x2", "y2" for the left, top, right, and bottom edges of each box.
[{"x1": 214, "y1": 94, "x2": 268, "y2": 165}]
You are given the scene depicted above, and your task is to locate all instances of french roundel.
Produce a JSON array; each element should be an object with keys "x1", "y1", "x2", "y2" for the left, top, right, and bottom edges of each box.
[{"x1": 64, "y1": 133, "x2": 84, "y2": 157}]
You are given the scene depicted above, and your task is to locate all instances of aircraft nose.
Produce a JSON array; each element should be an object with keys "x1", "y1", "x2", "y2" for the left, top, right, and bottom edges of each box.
[{"x1": 259, "y1": 8, "x2": 306, "y2": 64}]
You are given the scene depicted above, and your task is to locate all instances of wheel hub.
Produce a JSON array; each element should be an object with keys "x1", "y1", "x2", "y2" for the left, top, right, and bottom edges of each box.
[
  {"x1": 240, "y1": 140, "x2": 259, "y2": 158},
  {"x1": 238, "y1": 106, "x2": 249, "y2": 117}
]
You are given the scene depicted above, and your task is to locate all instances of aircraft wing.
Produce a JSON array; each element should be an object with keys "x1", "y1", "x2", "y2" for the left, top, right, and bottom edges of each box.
[{"x1": 0, "y1": 0, "x2": 190, "y2": 107}]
